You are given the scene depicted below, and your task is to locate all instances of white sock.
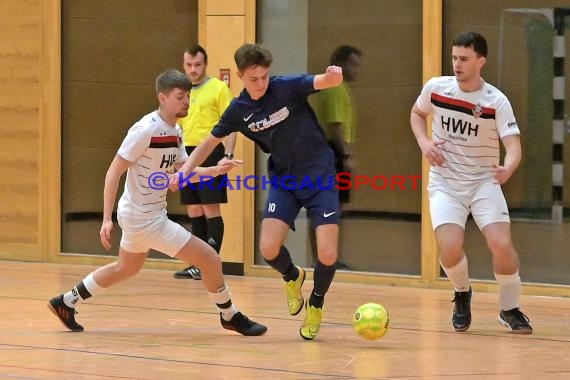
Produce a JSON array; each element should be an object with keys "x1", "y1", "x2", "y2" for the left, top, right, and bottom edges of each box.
[
  {"x1": 495, "y1": 271, "x2": 521, "y2": 311},
  {"x1": 441, "y1": 255, "x2": 470, "y2": 292},
  {"x1": 62, "y1": 273, "x2": 104, "y2": 308},
  {"x1": 208, "y1": 284, "x2": 238, "y2": 321}
]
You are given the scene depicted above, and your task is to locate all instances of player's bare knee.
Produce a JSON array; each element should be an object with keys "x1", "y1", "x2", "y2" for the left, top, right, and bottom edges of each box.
[
  {"x1": 186, "y1": 204, "x2": 204, "y2": 218},
  {"x1": 317, "y1": 248, "x2": 337, "y2": 266},
  {"x1": 438, "y1": 247, "x2": 465, "y2": 268},
  {"x1": 259, "y1": 239, "x2": 281, "y2": 260},
  {"x1": 260, "y1": 247, "x2": 280, "y2": 261},
  {"x1": 438, "y1": 241, "x2": 463, "y2": 260},
  {"x1": 486, "y1": 235, "x2": 514, "y2": 256}
]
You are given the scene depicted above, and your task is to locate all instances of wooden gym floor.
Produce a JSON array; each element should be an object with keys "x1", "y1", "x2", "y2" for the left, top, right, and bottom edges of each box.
[{"x1": 0, "y1": 261, "x2": 569, "y2": 379}]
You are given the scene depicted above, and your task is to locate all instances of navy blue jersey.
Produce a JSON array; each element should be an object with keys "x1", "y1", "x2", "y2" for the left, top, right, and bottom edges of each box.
[{"x1": 212, "y1": 75, "x2": 335, "y2": 179}]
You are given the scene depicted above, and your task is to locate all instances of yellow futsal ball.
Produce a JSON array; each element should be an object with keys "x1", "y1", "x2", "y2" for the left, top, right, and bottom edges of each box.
[{"x1": 353, "y1": 302, "x2": 389, "y2": 340}]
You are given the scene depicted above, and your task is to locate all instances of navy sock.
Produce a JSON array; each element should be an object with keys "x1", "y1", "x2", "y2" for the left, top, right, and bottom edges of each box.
[
  {"x1": 309, "y1": 292, "x2": 325, "y2": 309},
  {"x1": 264, "y1": 246, "x2": 299, "y2": 281},
  {"x1": 310, "y1": 260, "x2": 336, "y2": 308}
]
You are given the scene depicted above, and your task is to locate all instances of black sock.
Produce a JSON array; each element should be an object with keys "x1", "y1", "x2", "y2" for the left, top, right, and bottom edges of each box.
[
  {"x1": 309, "y1": 292, "x2": 325, "y2": 309},
  {"x1": 206, "y1": 216, "x2": 224, "y2": 254},
  {"x1": 282, "y1": 263, "x2": 299, "y2": 282},
  {"x1": 264, "y1": 246, "x2": 299, "y2": 281},
  {"x1": 189, "y1": 215, "x2": 207, "y2": 242},
  {"x1": 310, "y1": 260, "x2": 337, "y2": 308}
]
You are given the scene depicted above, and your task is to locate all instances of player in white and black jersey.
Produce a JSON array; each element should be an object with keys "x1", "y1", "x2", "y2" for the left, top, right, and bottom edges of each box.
[
  {"x1": 47, "y1": 69, "x2": 266, "y2": 336},
  {"x1": 411, "y1": 32, "x2": 532, "y2": 334}
]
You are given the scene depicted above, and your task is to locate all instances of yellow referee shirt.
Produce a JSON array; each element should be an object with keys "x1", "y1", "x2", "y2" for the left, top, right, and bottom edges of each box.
[{"x1": 179, "y1": 77, "x2": 233, "y2": 146}]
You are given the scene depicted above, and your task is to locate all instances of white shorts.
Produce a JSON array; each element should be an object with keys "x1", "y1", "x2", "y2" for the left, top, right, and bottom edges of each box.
[
  {"x1": 428, "y1": 175, "x2": 511, "y2": 231},
  {"x1": 117, "y1": 214, "x2": 192, "y2": 257}
]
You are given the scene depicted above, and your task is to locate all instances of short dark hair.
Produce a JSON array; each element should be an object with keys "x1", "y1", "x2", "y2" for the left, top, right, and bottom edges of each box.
[
  {"x1": 330, "y1": 45, "x2": 362, "y2": 66},
  {"x1": 185, "y1": 44, "x2": 208, "y2": 62},
  {"x1": 155, "y1": 69, "x2": 191, "y2": 94},
  {"x1": 234, "y1": 44, "x2": 273, "y2": 72},
  {"x1": 452, "y1": 32, "x2": 487, "y2": 58}
]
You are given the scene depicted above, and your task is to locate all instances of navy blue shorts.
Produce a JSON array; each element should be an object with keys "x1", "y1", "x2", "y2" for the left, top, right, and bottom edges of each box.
[{"x1": 263, "y1": 185, "x2": 340, "y2": 230}]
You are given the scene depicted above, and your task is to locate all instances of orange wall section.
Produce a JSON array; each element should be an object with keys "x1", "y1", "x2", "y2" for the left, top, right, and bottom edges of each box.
[{"x1": 198, "y1": 0, "x2": 256, "y2": 267}]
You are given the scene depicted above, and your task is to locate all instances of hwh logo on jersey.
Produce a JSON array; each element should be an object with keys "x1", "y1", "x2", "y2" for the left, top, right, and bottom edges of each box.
[
  {"x1": 440, "y1": 116, "x2": 479, "y2": 137},
  {"x1": 160, "y1": 154, "x2": 176, "y2": 168}
]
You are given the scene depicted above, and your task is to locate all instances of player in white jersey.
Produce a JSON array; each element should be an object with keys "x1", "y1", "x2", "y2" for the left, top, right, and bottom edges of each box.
[
  {"x1": 47, "y1": 69, "x2": 266, "y2": 336},
  {"x1": 410, "y1": 32, "x2": 532, "y2": 334}
]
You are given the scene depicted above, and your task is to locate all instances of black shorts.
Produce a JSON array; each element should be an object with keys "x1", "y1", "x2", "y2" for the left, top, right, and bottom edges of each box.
[
  {"x1": 180, "y1": 143, "x2": 228, "y2": 205},
  {"x1": 329, "y1": 142, "x2": 350, "y2": 204}
]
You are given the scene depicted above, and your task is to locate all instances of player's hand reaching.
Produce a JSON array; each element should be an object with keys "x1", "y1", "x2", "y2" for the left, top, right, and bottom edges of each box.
[
  {"x1": 168, "y1": 172, "x2": 180, "y2": 191},
  {"x1": 100, "y1": 220, "x2": 113, "y2": 251},
  {"x1": 213, "y1": 159, "x2": 243, "y2": 176},
  {"x1": 420, "y1": 139, "x2": 445, "y2": 166},
  {"x1": 491, "y1": 164, "x2": 513, "y2": 184},
  {"x1": 169, "y1": 160, "x2": 244, "y2": 191},
  {"x1": 168, "y1": 177, "x2": 179, "y2": 192}
]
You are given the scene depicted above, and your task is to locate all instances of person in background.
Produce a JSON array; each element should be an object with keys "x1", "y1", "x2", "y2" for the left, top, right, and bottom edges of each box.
[
  {"x1": 174, "y1": 45, "x2": 236, "y2": 280},
  {"x1": 313, "y1": 45, "x2": 362, "y2": 270}
]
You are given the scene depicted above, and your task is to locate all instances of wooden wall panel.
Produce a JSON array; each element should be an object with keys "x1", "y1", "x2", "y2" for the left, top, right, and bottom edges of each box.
[
  {"x1": 308, "y1": 0, "x2": 423, "y2": 214},
  {"x1": 205, "y1": 0, "x2": 245, "y2": 15},
  {"x1": 0, "y1": 0, "x2": 42, "y2": 260},
  {"x1": 205, "y1": 16, "x2": 246, "y2": 99},
  {"x1": 61, "y1": 0, "x2": 198, "y2": 254},
  {"x1": 199, "y1": 0, "x2": 256, "y2": 266}
]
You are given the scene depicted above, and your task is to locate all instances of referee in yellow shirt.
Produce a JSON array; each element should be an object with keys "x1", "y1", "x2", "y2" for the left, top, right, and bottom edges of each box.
[{"x1": 174, "y1": 45, "x2": 235, "y2": 280}]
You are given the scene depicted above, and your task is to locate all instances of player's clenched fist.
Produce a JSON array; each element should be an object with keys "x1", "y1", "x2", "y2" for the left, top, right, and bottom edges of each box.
[{"x1": 325, "y1": 65, "x2": 343, "y2": 77}]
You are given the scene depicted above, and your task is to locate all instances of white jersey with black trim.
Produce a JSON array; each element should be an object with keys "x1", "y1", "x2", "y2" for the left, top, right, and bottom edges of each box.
[
  {"x1": 117, "y1": 111, "x2": 187, "y2": 221},
  {"x1": 415, "y1": 76, "x2": 520, "y2": 185}
]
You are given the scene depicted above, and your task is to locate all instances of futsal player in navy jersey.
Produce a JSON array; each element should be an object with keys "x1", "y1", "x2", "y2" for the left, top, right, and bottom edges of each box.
[{"x1": 172, "y1": 43, "x2": 343, "y2": 340}]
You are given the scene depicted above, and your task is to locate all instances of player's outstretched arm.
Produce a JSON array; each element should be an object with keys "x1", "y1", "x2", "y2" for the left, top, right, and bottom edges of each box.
[
  {"x1": 223, "y1": 132, "x2": 237, "y2": 158},
  {"x1": 169, "y1": 159, "x2": 243, "y2": 192},
  {"x1": 314, "y1": 65, "x2": 343, "y2": 90},
  {"x1": 196, "y1": 159, "x2": 243, "y2": 178},
  {"x1": 171, "y1": 133, "x2": 223, "y2": 187},
  {"x1": 100, "y1": 154, "x2": 130, "y2": 250}
]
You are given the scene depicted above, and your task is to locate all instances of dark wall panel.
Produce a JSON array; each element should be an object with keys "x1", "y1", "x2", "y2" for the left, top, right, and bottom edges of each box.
[
  {"x1": 62, "y1": 0, "x2": 198, "y2": 254},
  {"x1": 308, "y1": 0, "x2": 423, "y2": 214}
]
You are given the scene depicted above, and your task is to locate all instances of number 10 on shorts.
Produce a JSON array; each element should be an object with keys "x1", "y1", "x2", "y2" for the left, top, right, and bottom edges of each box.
[{"x1": 267, "y1": 203, "x2": 276, "y2": 212}]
